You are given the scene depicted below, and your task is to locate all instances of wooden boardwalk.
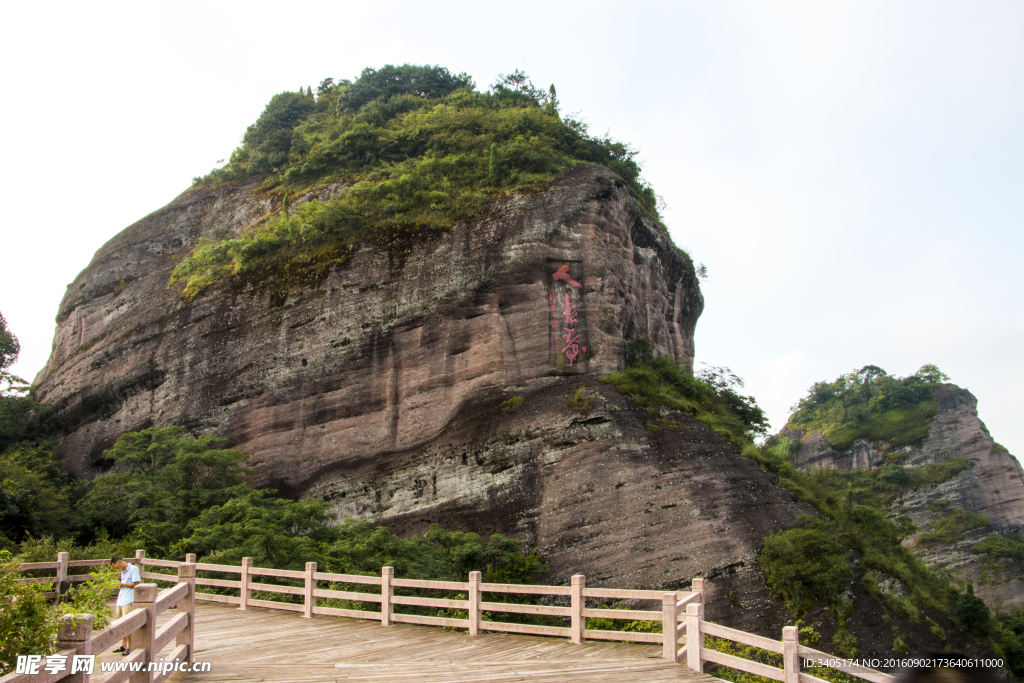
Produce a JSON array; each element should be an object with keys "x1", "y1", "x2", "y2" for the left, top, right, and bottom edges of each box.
[{"x1": 165, "y1": 602, "x2": 719, "y2": 683}]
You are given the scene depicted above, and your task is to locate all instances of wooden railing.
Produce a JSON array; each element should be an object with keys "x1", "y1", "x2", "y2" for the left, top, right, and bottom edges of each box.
[
  {"x1": 136, "y1": 553, "x2": 698, "y2": 646},
  {"x1": 13, "y1": 553, "x2": 131, "y2": 599},
  {"x1": 1, "y1": 562, "x2": 196, "y2": 683},
  {"x1": 10, "y1": 551, "x2": 896, "y2": 683},
  {"x1": 688, "y1": 607, "x2": 896, "y2": 683}
]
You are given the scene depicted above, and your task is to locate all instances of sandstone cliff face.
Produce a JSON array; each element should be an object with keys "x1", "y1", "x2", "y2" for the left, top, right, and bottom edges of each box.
[
  {"x1": 36, "y1": 165, "x2": 697, "y2": 486},
  {"x1": 34, "y1": 164, "x2": 820, "y2": 632},
  {"x1": 786, "y1": 384, "x2": 1024, "y2": 607}
]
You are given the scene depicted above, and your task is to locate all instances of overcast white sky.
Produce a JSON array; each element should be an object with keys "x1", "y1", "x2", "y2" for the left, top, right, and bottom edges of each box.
[{"x1": 2, "y1": 1, "x2": 1021, "y2": 458}]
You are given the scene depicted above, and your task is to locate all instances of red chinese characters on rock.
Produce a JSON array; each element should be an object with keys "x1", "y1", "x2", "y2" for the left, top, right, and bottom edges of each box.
[
  {"x1": 552, "y1": 263, "x2": 582, "y2": 288},
  {"x1": 551, "y1": 263, "x2": 586, "y2": 368},
  {"x1": 561, "y1": 292, "x2": 581, "y2": 366}
]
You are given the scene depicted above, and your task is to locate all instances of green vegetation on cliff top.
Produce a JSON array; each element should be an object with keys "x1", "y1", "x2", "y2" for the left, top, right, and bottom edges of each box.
[
  {"x1": 785, "y1": 364, "x2": 948, "y2": 450},
  {"x1": 174, "y1": 65, "x2": 665, "y2": 301},
  {"x1": 601, "y1": 350, "x2": 769, "y2": 446}
]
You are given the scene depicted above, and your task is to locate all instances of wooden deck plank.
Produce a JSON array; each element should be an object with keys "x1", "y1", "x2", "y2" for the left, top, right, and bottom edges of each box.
[{"x1": 164, "y1": 602, "x2": 716, "y2": 683}]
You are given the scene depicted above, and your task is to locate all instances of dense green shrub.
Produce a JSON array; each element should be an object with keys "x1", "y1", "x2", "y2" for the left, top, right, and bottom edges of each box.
[
  {"x1": 0, "y1": 552, "x2": 119, "y2": 675},
  {"x1": 953, "y1": 590, "x2": 993, "y2": 638},
  {"x1": 178, "y1": 65, "x2": 664, "y2": 301},
  {"x1": 750, "y1": 445, "x2": 963, "y2": 616},
  {"x1": 760, "y1": 517, "x2": 853, "y2": 615},
  {"x1": 0, "y1": 552, "x2": 55, "y2": 674}
]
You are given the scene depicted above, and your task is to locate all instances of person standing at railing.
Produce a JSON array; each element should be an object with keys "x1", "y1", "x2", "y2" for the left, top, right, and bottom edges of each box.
[{"x1": 110, "y1": 556, "x2": 141, "y2": 656}]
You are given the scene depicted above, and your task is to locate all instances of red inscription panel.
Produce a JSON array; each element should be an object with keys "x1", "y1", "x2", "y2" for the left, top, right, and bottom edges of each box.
[{"x1": 547, "y1": 261, "x2": 588, "y2": 372}]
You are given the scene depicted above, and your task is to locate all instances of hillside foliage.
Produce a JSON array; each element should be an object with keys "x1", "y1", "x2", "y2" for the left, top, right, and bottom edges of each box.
[
  {"x1": 786, "y1": 364, "x2": 948, "y2": 449},
  {"x1": 601, "y1": 352, "x2": 769, "y2": 445},
  {"x1": 175, "y1": 64, "x2": 662, "y2": 301}
]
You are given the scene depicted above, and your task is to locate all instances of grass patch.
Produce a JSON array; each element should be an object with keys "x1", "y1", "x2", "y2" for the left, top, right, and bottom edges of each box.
[
  {"x1": 500, "y1": 396, "x2": 524, "y2": 413},
  {"x1": 567, "y1": 387, "x2": 594, "y2": 415},
  {"x1": 817, "y1": 401, "x2": 938, "y2": 450},
  {"x1": 768, "y1": 458, "x2": 972, "y2": 511},
  {"x1": 917, "y1": 509, "x2": 989, "y2": 548}
]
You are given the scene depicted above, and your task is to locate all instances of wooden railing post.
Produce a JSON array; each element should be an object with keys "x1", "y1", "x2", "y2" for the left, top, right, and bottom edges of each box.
[
  {"x1": 662, "y1": 592, "x2": 679, "y2": 662},
  {"x1": 58, "y1": 613, "x2": 93, "y2": 683},
  {"x1": 185, "y1": 553, "x2": 196, "y2": 563},
  {"x1": 381, "y1": 566, "x2": 394, "y2": 627},
  {"x1": 177, "y1": 563, "x2": 196, "y2": 667},
  {"x1": 783, "y1": 625, "x2": 799, "y2": 683},
  {"x1": 686, "y1": 602, "x2": 703, "y2": 672},
  {"x1": 691, "y1": 577, "x2": 704, "y2": 598},
  {"x1": 129, "y1": 584, "x2": 158, "y2": 683},
  {"x1": 56, "y1": 551, "x2": 69, "y2": 595},
  {"x1": 468, "y1": 570, "x2": 481, "y2": 636},
  {"x1": 303, "y1": 562, "x2": 316, "y2": 618},
  {"x1": 570, "y1": 574, "x2": 585, "y2": 644},
  {"x1": 239, "y1": 557, "x2": 252, "y2": 609},
  {"x1": 134, "y1": 549, "x2": 145, "y2": 574}
]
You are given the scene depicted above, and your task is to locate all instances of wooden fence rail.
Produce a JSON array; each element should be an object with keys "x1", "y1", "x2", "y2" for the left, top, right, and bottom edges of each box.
[
  {"x1": 1, "y1": 563, "x2": 196, "y2": 683},
  {"x1": 9, "y1": 551, "x2": 895, "y2": 683}
]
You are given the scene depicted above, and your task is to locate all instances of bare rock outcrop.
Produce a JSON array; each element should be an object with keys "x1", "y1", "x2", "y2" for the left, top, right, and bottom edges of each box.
[
  {"x1": 35, "y1": 165, "x2": 698, "y2": 489},
  {"x1": 785, "y1": 384, "x2": 1024, "y2": 607}
]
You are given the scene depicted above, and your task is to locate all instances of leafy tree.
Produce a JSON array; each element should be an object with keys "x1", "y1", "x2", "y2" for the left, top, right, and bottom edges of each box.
[
  {"x1": 490, "y1": 69, "x2": 550, "y2": 106},
  {"x1": 173, "y1": 488, "x2": 337, "y2": 569},
  {"x1": 242, "y1": 91, "x2": 317, "y2": 174},
  {"x1": 0, "y1": 314, "x2": 66, "y2": 547},
  {"x1": 0, "y1": 443, "x2": 71, "y2": 547},
  {"x1": 914, "y1": 364, "x2": 950, "y2": 384},
  {"x1": 337, "y1": 64, "x2": 473, "y2": 113},
  {"x1": 0, "y1": 312, "x2": 26, "y2": 395},
  {"x1": 0, "y1": 393, "x2": 46, "y2": 454},
  {"x1": 77, "y1": 426, "x2": 248, "y2": 553},
  {"x1": 544, "y1": 84, "x2": 560, "y2": 118},
  {"x1": 316, "y1": 77, "x2": 335, "y2": 97}
]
